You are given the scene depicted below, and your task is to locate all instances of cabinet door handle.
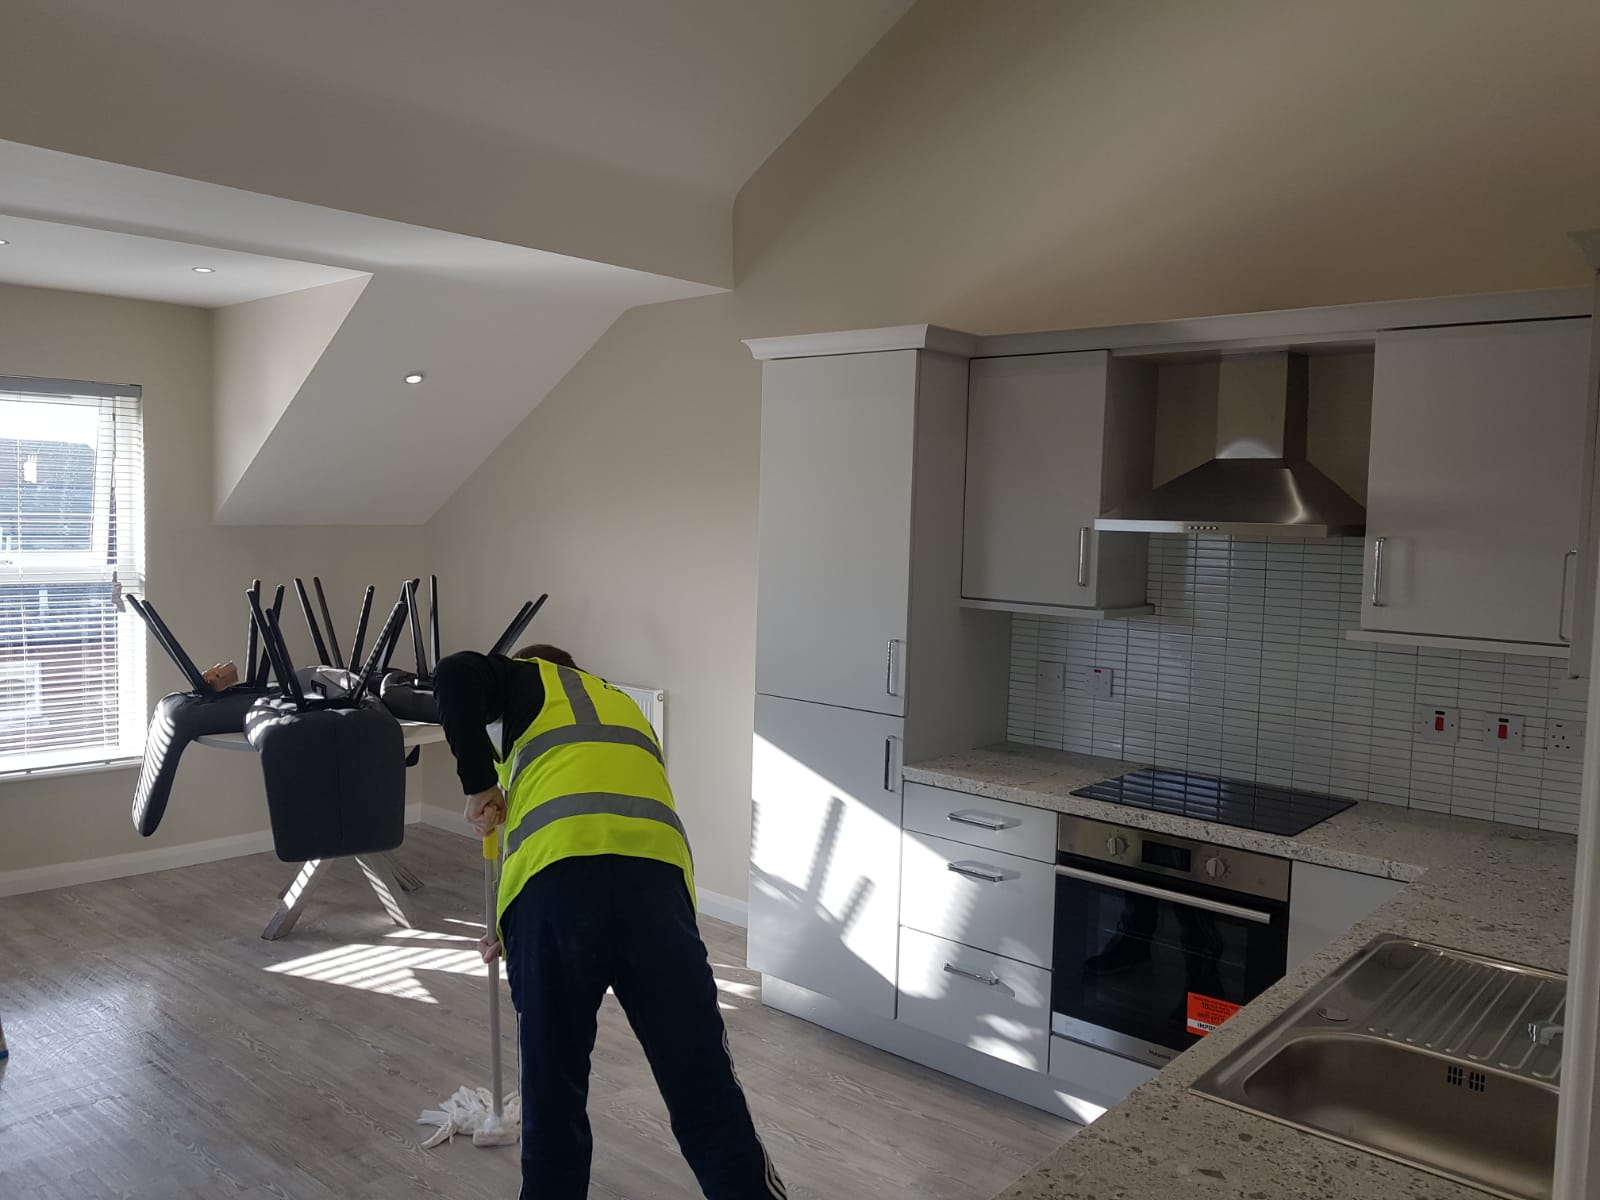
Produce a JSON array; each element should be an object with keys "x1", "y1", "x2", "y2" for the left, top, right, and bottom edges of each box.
[
  {"x1": 947, "y1": 812, "x2": 1007, "y2": 832},
  {"x1": 943, "y1": 962, "x2": 1001, "y2": 987},
  {"x1": 946, "y1": 861, "x2": 1006, "y2": 883},
  {"x1": 1370, "y1": 536, "x2": 1387, "y2": 607},
  {"x1": 883, "y1": 735, "x2": 898, "y2": 793},
  {"x1": 1560, "y1": 549, "x2": 1578, "y2": 642},
  {"x1": 1077, "y1": 527, "x2": 1091, "y2": 588},
  {"x1": 885, "y1": 639, "x2": 900, "y2": 696}
]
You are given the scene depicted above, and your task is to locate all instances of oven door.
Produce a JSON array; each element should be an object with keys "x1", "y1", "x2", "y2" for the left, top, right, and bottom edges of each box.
[{"x1": 1051, "y1": 857, "x2": 1288, "y2": 1067}]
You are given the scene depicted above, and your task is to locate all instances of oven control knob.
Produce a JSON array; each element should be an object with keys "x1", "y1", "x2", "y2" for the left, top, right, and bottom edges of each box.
[
  {"x1": 1104, "y1": 835, "x2": 1129, "y2": 857},
  {"x1": 1204, "y1": 856, "x2": 1229, "y2": 880}
]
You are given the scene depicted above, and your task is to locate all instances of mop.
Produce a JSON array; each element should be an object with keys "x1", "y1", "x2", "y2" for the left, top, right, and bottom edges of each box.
[{"x1": 418, "y1": 828, "x2": 520, "y2": 1148}]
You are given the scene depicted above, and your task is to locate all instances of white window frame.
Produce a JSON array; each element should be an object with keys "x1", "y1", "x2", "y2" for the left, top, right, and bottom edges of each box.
[{"x1": 0, "y1": 374, "x2": 146, "y2": 778}]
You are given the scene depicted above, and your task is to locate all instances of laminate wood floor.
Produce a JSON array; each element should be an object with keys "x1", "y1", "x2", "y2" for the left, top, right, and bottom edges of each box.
[{"x1": 1, "y1": 825, "x2": 1070, "y2": 1199}]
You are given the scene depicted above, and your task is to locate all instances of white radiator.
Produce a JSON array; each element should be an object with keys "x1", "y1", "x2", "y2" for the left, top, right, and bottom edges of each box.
[{"x1": 614, "y1": 683, "x2": 666, "y2": 759}]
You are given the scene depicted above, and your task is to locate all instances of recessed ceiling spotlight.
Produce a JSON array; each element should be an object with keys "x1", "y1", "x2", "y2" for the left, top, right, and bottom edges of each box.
[
  {"x1": 403, "y1": 372, "x2": 425, "y2": 384},
  {"x1": 0, "y1": 239, "x2": 9, "y2": 246},
  {"x1": 191, "y1": 266, "x2": 215, "y2": 274}
]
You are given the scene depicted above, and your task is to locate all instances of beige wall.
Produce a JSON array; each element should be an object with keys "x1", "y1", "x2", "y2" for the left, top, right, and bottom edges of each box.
[
  {"x1": 0, "y1": 283, "x2": 420, "y2": 874},
  {"x1": 421, "y1": 295, "x2": 759, "y2": 890},
  {"x1": 423, "y1": 0, "x2": 1600, "y2": 902}
]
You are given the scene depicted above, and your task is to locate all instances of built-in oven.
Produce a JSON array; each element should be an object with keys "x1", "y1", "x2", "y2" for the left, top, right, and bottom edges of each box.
[{"x1": 1051, "y1": 814, "x2": 1290, "y2": 1068}]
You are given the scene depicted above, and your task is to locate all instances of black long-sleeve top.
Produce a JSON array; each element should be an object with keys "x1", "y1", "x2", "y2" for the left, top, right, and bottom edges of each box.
[{"x1": 432, "y1": 650, "x2": 547, "y2": 796}]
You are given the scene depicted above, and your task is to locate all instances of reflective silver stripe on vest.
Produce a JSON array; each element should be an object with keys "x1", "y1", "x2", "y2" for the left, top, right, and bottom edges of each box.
[
  {"x1": 511, "y1": 724, "x2": 663, "y2": 782},
  {"x1": 506, "y1": 664, "x2": 665, "y2": 790},
  {"x1": 505, "y1": 791, "x2": 692, "y2": 862},
  {"x1": 557, "y1": 665, "x2": 599, "y2": 725}
]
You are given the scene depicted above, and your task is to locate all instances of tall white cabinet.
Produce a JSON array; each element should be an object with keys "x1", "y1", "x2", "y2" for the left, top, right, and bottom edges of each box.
[
  {"x1": 1360, "y1": 319, "x2": 1591, "y2": 650},
  {"x1": 753, "y1": 350, "x2": 915, "y2": 716},
  {"x1": 746, "y1": 330, "x2": 1008, "y2": 1022}
]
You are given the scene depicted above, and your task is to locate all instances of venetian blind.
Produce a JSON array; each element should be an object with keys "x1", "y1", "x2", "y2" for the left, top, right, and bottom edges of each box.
[{"x1": 0, "y1": 375, "x2": 146, "y2": 774}]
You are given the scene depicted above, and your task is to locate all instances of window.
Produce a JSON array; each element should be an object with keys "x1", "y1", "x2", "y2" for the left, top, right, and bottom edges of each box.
[{"x1": 0, "y1": 376, "x2": 145, "y2": 775}]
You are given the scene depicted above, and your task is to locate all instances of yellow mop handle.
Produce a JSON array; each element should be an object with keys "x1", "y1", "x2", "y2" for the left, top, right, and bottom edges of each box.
[{"x1": 482, "y1": 832, "x2": 498, "y2": 861}]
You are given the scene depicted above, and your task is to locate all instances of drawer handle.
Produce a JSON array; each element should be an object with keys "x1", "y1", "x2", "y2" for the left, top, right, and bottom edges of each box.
[
  {"x1": 947, "y1": 862, "x2": 1006, "y2": 883},
  {"x1": 947, "y1": 812, "x2": 1006, "y2": 832},
  {"x1": 943, "y1": 962, "x2": 1001, "y2": 987}
]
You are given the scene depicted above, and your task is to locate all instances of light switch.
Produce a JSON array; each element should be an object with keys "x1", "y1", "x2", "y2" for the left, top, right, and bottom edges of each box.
[
  {"x1": 1036, "y1": 661, "x2": 1064, "y2": 692},
  {"x1": 1484, "y1": 713, "x2": 1524, "y2": 752},
  {"x1": 1417, "y1": 707, "x2": 1459, "y2": 743},
  {"x1": 1088, "y1": 666, "x2": 1114, "y2": 700}
]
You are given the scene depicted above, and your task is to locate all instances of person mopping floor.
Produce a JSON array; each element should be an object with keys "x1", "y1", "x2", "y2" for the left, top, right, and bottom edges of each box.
[{"x1": 434, "y1": 643, "x2": 788, "y2": 1200}]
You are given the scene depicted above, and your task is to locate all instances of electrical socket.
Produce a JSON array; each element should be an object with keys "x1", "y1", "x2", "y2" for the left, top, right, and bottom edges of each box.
[
  {"x1": 1418, "y1": 707, "x2": 1459, "y2": 743},
  {"x1": 1549, "y1": 720, "x2": 1586, "y2": 758},
  {"x1": 1088, "y1": 666, "x2": 1114, "y2": 700},
  {"x1": 1036, "y1": 661, "x2": 1064, "y2": 692}
]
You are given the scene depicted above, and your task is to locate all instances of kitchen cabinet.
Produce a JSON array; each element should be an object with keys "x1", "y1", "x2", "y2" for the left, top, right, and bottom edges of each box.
[
  {"x1": 1565, "y1": 249, "x2": 1600, "y2": 679},
  {"x1": 748, "y1": 694, "x2": 906, "y2": 1019},
  {"x1": 754, "y1": 350, "x2": 917, "y2": 715},
  {"x1": 1361, "y1": 319, "x2": 1591, "y2": 650},
  {"x1": 961, "y1": 351, "x2": 1155, "y2": 616},
  {"x1": 1287, "y1": 862, "x2": 1403, "y2": 971},
  {"x1": 896, "y1": 926, "x2": 1052, "y2": 1071},
  {"x1": 901, "y1": 781, "x2": 1058, "y2": 863},
  {"x1": 746, "y1": 333, "x2": 1011, "y2": 1024},
  {"x1": 900, "y1": 830, "x2": 1055, "y2": 968}
]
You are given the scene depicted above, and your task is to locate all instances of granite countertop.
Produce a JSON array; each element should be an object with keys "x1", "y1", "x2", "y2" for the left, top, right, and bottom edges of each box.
[{"x1": 904, "y1": 744, "x2": 1578, "y2": 1200}]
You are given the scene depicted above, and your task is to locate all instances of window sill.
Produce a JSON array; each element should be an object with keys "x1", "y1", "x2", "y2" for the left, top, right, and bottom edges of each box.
[{"x1": 0, "y1": 755, "x2": 142, "y2": 784}]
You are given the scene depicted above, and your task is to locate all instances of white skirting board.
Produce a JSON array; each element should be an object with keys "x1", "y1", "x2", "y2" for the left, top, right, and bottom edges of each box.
[
  {"x1": 0, "y1": 828, "x2": 279, "y2": 899},
  {"x1": 760, "y1": 975, "x2": 1115, "y2": 1126}
]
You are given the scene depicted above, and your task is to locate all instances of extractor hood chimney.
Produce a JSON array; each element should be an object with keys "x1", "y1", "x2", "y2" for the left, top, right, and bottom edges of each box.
[{"x1": 1096, "y1": 352, "x2": 1365, "y2": 538}]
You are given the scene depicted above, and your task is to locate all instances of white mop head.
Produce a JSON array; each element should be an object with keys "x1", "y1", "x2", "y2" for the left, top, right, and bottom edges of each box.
[{"x1": 417, "y1": 1085, "x2": 521, "y2": 1148}]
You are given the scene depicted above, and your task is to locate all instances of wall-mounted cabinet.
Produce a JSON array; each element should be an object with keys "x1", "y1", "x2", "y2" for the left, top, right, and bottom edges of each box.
[
  {"x1": 960, "y1": 351, "x2": 1155, "y2": 618},
  {"x1": 1357, "y1": 319, "x2": 1591, "y2": 654}
]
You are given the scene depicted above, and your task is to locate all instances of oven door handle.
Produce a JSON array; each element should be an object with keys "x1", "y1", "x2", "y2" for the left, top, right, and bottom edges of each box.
[{"x1": 1054, "y1": 864, "x2": 1274, "y2": 925}]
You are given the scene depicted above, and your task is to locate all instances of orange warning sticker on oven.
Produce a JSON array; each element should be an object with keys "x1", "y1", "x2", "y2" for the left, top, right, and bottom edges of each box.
[{"x1": 1187, "y1": 993, "x2": 1242, "y2": 1036}]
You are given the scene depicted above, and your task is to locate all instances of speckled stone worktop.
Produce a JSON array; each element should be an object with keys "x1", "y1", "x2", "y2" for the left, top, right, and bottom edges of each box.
[{"x1": 904, "y1": 744, "x2": 1578, "y2": 1200}]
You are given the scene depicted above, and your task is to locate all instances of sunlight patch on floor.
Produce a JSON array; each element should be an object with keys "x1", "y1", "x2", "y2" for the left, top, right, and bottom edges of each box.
[{"x1": 265, "y1": 942, "x2": 485, "y2": 1003}]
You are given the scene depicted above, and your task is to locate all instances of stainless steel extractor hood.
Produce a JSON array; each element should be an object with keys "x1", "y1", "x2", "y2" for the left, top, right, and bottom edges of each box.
[{"x1": 1096, "y1": 352, "x2": 1365, "y2": 538}]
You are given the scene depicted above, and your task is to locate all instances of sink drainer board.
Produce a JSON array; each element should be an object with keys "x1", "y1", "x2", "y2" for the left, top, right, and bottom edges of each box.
[{"x1": 1192, "y1": 937, "x2": 1565, "y2": 1200}]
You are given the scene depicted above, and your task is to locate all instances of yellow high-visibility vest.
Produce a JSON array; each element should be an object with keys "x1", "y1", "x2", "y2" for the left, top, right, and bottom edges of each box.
[{"x1": 494, "y1": 658, "x2": 692, "y2": 930}]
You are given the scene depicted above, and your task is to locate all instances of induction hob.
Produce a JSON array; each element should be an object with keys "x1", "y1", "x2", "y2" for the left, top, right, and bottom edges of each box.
[{"x1": 1071, "y1": 768, "x2": 1355, "y2": 837}]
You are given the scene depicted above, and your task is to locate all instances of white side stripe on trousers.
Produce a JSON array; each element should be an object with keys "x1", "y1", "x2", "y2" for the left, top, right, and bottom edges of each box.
[{"x1": 721, "y1": 1026, "x2": 787, "y2": 1199}]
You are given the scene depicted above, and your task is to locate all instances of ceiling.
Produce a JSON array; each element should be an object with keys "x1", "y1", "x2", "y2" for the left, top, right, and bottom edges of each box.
[
  {"x1": 21, "y1": 0, "x2": 913, "y2": 203},
  {"x1": 0, "y1": 1, "x2": 916, "y2": 524},
  {"x1": 0, "y1": 213, "x2": 364, "y2": 307},
  {"x1": 0, "y1": 141, "x2": 719, "y2": 525}
]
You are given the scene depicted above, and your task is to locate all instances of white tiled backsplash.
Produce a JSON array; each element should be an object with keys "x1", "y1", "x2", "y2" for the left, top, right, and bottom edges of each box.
[{"x1": 1007, "y1": 535, "x2": 1586, "y2": 834}]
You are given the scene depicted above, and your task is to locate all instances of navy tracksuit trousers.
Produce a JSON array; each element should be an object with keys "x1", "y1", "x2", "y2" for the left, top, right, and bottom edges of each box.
[{"x1": 501, "y1": 854, "x2": 787, "y2": 1200}]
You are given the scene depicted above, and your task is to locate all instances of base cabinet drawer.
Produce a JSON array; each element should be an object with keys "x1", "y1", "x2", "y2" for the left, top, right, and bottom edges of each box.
[
  {"x1": 896, "y1": 927, "x2": 1050, "y2": 1072},
  {"x1": 900, "y1": 831, "x2": 1054, "y2": 968},
  {"x1": 902, "y1": 781, "x2": 1057, "y2": 862}
]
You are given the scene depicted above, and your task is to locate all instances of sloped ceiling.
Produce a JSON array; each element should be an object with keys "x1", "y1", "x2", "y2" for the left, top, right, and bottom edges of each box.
[
  {"x1": 1, "y1": 0, "x2": 914, "y2": 288},
  {"x1": 0, "y1": 1, "x2": 913, "y2": 524}
]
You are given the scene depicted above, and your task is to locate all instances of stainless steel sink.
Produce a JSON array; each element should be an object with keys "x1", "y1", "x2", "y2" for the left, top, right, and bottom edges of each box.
[{"x1": 1192, "y1": 937, "x2": 1565, "y2": 1200}]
